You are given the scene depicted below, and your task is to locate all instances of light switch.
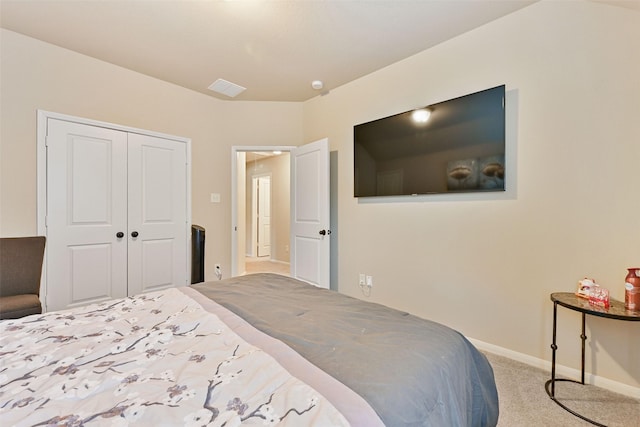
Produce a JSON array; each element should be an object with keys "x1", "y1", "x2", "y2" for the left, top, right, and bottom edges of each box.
[{"x1": 210, "y1": 193, "x2": 221, "y2": 203}]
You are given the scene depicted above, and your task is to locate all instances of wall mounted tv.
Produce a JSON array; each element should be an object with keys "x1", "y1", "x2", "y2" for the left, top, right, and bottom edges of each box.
[{"x1": 354, "y1": 85, "x2": 505, "y2": 197}]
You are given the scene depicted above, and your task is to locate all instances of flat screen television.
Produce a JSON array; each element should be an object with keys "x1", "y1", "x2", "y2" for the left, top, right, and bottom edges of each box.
[{"x1": 354, "y1": 85, "x2": 505, "y2": 197}]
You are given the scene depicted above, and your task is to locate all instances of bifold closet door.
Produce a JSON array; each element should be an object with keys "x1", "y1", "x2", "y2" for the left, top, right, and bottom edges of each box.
[
  {"x1": 46, "y1": 119, "x2": 129, "y2": 311},
  {"x1": 45, "y1": 120, "x2": 188, "y2": 312}
]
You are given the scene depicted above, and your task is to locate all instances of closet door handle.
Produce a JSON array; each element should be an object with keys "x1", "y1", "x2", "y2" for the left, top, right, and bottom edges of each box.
[
  {"x1": 131, "y1": 231, "x2": 139, "y2": 238},
  {"x1": 116, "y1": 232, "x2": 124, "y2": 238}
]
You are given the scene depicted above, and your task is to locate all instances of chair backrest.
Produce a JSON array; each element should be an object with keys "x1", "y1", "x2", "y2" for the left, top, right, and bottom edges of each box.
[{"x1": 0, "y1": 236, "x2": 46, "y2": 298}]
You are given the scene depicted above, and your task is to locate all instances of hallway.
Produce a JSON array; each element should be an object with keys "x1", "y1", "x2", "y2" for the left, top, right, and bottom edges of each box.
[{"x1": 245, "y1": 257, "x2": 290, "y2": 276}]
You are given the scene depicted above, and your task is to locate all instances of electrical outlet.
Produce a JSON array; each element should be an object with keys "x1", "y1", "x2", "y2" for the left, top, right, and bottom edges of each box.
[
  {"x1": 359, "y1": 273, "x2": 366, "y2": 286},
  {"x1": 366, "y1": 275, "x2": 373, "y2": 287}
]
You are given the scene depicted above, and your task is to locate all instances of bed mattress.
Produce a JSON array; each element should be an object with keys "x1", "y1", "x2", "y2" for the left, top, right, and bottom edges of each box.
[{"x1": 192, "y1": 273, "x2": 499, "y2": 427}]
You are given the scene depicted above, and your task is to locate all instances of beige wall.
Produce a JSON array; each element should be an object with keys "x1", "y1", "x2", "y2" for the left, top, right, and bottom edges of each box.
[
  {"x1": 303, "y1": 1, "x2": 640, "y2": 390},
  {"x1": 0, "y1": 28, "x2": 303, "y2": 282}
]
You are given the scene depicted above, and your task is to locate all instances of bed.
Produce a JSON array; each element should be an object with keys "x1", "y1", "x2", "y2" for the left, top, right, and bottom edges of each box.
[{"x1": 0, "y1": 273, "x2": 498, "y2": 426}]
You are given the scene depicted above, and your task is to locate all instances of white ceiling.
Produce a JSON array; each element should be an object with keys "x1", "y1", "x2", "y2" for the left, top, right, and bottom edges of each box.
[{"x1": 1, "y1": 0, "x2": 636, "y2": 102}]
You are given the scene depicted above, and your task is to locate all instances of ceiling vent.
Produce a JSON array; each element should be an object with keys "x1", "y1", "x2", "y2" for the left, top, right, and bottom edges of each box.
[{"x1": 208, "y1": 78, "x2": 246, "y2": 98}]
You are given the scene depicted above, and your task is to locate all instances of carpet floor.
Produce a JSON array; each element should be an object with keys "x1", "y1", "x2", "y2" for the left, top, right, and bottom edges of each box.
[{"x1": 485, "y1": 352, "x2": 639, "y2": 427}]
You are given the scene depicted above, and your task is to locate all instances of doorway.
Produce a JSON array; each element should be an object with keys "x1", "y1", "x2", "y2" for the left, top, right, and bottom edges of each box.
[
  {"x1": 234, "y1": 149, "x2": 291, "y2": 277},
  {"x1": 231, "y1": 139, "x2": 330, "y2": 288}
]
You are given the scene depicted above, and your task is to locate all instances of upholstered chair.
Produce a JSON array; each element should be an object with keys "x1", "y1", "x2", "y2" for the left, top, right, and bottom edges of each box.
[{"x1": 0, "y1": 236, "x2": 46, "y2": 319}]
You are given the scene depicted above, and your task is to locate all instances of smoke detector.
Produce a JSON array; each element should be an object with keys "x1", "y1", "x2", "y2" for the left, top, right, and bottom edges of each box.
[{"x1": 311, "y1": 80, "x2": 324, "y2": 90}]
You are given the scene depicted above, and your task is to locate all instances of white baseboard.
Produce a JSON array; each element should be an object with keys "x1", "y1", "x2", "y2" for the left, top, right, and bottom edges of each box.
[{"x1": 468, "y1": 338, "x2": 640, "y2": 399}]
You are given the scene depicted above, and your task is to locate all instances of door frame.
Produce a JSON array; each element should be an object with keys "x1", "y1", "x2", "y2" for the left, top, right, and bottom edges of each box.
[
  {"x1": 231, "y1": 146, "x2": 293, "y2": 277},
  {"x1": 36, "y1": 110, "x2": 192, "y2": 311}
]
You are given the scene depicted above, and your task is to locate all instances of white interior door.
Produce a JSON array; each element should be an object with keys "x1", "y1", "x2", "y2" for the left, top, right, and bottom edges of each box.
[
  {"x1": 290, "y1": 138, "x2": 330, "y2": 288},
  {"x1": 257, "y1": 176, "x2": 271, "y2": 257},
  {"x1": 43, "y1": 116, "x2": 189, "y2": 312},
  {"x1": 127, "y1": 133, "x2": 188, "y2": 295},
  {"x1": 46, "y1": 119, "x2": 128, "y2": 311}
]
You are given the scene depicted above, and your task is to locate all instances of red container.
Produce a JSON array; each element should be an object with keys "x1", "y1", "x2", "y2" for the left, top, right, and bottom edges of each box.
[{"x1": 625, "y1": 268, "x2": 640, "y2": 311}]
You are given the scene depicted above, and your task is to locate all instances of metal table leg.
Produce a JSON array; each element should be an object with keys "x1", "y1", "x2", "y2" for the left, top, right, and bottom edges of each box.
[
  {"x1": 580, "y1": 312, "x2": 586, "y2": 385},
  {"x1": 544, "y1": 303, "x2": 607, "y2": 427},
  {"x1": 549, "y1": 301, "x2": 558, "y2": 397}
]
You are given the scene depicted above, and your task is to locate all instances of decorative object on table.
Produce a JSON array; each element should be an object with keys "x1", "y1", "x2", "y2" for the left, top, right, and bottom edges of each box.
[
  {"x1": 575, "y1": 277, "x2": 597, "y2": 299},
  {"x1": 588, "y1": 285, "x2": 610, "y2": 309},
  {"x1": 624, "y1": 267, "x2": 640, "y2": 311}
]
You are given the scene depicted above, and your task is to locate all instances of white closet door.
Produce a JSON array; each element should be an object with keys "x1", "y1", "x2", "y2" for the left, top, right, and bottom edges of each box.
[
  {"x1": 127, "y1": 133, "x2": 188, "y2": 295},
  {"x1": 46, "y1": 119, "x2": 128, "y2": 311}
]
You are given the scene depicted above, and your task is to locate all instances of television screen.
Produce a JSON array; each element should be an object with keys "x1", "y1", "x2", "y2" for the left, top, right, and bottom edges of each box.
[{"x1": 354, "y1": 85, "x2": 505, "y2": 197}]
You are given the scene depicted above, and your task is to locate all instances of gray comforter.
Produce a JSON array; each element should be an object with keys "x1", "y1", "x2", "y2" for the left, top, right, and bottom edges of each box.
[{"x1": 193, "y1": 273, "x2": 499, "y2": 427}]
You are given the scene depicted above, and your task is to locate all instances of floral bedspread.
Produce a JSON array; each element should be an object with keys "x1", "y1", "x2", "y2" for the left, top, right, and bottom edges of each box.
[{"x1": 0, "y1": 288, "x2": 349, "y2": 426}]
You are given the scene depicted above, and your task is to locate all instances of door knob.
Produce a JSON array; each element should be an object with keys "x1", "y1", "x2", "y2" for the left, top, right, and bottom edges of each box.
[
  {"x1": 116, "y1": 232, "x2": 124, "y2": 238},
  {"x1": 131, "y1": 231, "x2": 139, "y2": 238},
  {"x1": 319, "y1": 229, "x2": 331, "y2": 236}
]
